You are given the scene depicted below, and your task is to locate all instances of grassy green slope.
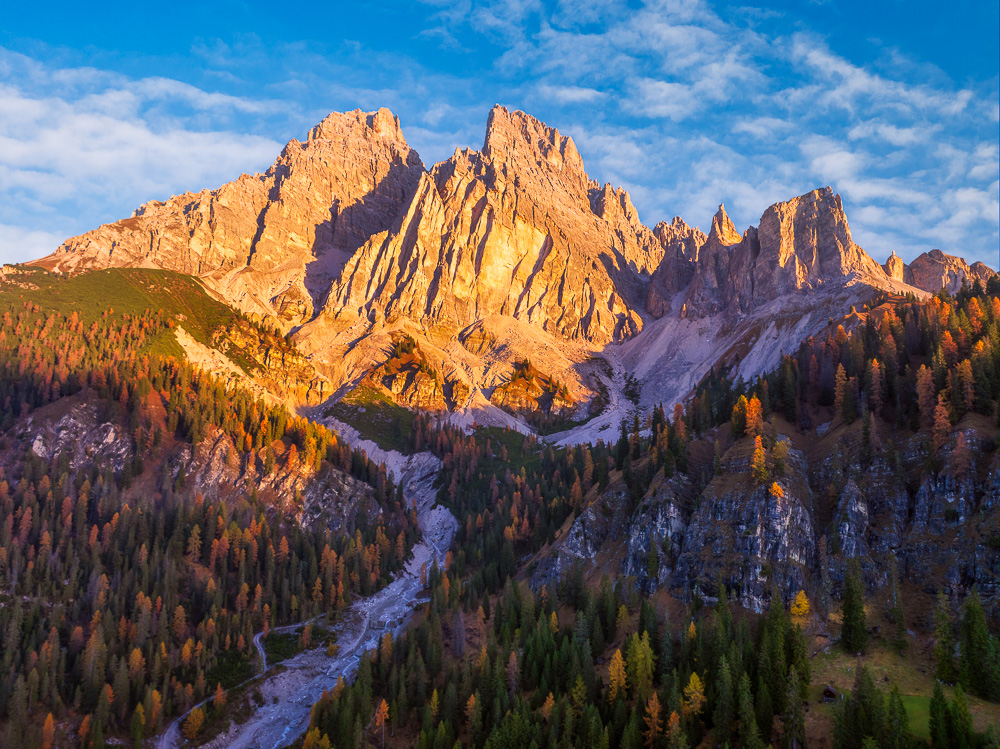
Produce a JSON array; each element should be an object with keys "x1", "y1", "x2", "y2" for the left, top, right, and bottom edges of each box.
[{"x1": 3, "y1": 266, "x2": 254, "y2": 362}]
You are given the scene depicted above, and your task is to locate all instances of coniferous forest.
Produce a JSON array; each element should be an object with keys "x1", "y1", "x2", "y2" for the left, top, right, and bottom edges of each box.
[
  {"x1": 0, "y1": 291, "x2": 418, "y2": 746},
  {"x1": 294, "y1": 282, "x2": 1000, "y2": 749}
]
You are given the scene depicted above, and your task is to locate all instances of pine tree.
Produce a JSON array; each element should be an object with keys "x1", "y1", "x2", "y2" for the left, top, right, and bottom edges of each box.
[
  {"x1": 374, "y1": 698, "x2": 389, "y2": 749},
  {"x1": 183, "y1": 707, "x2": 204, "y2": 740},
  {"x1": 643, "y1": 691, "x2": 663, "y2": 748},
  {"x1": 752, "y1": 436, "x2": 769, "y2": 485},
  {"x1": 666, "y1": 710, "x2": 687, "y2": 749},
  {"x1": 841, "y1": 560, "x2": 867, "y2": 653},
  {"x1": 950, "y1": 685, "x2": 972, "y2": 749},
  {"x1": 745, "y1": 396, "x2": 764, "y2": 437},
  {"x1": 929, "y1": 680, "x2": 949, "y2": 749},
  {"x1": 883, "y1": 685, "x2": 909, "y2": 749},
  {"x1": 608, "y1": 649, "x2": 627, "y2": 702},
  {"x1": 932, "y1": 394, "x2": 952, "y2": 452},
  {"x1": 130, "y1": 705, "x2": 145, "y2": 749},
  {"x1": 755, "y1": 672, "x2": 773, "y2": 741},
  {"x1": 712, "y1": 656, "x2": 734, "y2": 744},
  {"x1": 834, "y1": 364, "x2": 848, "y2": 415},
  {"x1": 834, "y1": 666, "x2": 884, "y2": 749},
  {"x1": 214, "y1": 682, "x2": 226, "y2": 711},
  {"x1": 41, "y1": 713, "x2": 55, "y2": 749},
  {"x1": 731, "y1": 395, "x2": 748, "y2": 437},
  {"x1": 737, "y1": 673, "x2": 765, "y2": 749},
  {"x1": 783, "y1": 668, "x2": 805, "y2": 749},
  {"x1": 682, "y1": 671, "x2": 706, "y2": 720},
  {"x1": 933, "y1": 592, "x2": 956, "y2": 683},
  {"x1": 916, "y1": 364, "x2": 936, "y2": 428},
  {"x1": 790, "y1": 590, "x2": 810, "y2": 622},
  {"x1": 627, "y1": 632, "x2": 656, "y2": 701},
  {"x1": 959, "y1": 587, "x2": 1000, "y2": 700}
]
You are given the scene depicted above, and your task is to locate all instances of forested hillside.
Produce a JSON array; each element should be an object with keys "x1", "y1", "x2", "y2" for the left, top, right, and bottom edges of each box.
[
  {"x1": 296, "y1": 281, "x2": 1000, "y2": 749},
  {"x1": 1, "y1": 269, "x2": 998, "y2": 748},
  {"x1": 0, "y1": 270, "x2": 418, "y2": 747}
]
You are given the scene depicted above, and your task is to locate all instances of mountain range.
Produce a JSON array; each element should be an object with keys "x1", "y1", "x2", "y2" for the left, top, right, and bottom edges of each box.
[{"x1": 34, "y1": 105, "x2": 997, "y2": 438}]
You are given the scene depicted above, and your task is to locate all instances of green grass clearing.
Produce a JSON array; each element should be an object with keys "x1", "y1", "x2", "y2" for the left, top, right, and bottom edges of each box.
[
  {"x1": 326, "y1": 383, "x2": 417, "y2": 454},
  {"x1": 810, "y1": 642, "x2": 1000, "y2": 736},
  {"x1": 900, "y1": 694, "x2": 931, "y2": 741}
]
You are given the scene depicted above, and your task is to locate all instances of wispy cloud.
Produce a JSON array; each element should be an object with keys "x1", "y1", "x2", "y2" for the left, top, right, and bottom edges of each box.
[{"x1": 0, "y1": 50, "x2": 282, "y2": 263}]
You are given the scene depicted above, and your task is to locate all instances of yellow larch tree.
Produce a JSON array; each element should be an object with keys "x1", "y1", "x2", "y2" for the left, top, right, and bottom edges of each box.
[
  {"x1": 682, "y1": 671, "x2": 706, "y2": 719},
  {"x1": 790, "y1": 590, "x2": 810, "y2": 622},
  {"x1": 608, "y1": 648, "x2": 627, "y2": 702}
]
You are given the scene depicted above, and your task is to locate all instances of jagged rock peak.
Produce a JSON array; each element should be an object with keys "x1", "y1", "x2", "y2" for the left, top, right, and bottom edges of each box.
[
  {"x1": 684, "y1": 186, "x2": 891, "y2": 318},
  {"x1": 709, "y1": 204, "x2": 743, "y2": 246},
  {"x1": 756, "y1": 186, "x2": 884, "y2": 281},
  {"x1": 307, "y1": 107, "x2": 409, "y2": 145},
  {"x1": 645, "y1": 217, "x2": 707, "y2": 318},
  {"x1": 483, "y1": 104, "x2": 585, "y2": 177},
  {"x1": 655, "y1": 216, "x2": 702, "y2": 238},
  {"x1": 591, "y1": 183, "x2": 640, "y2": 223},
  {"x1": 883, "y1": 250, "x2": 905, "y2": 283},
  {"x1": 906, "y1": 249, "x2": 997, "y2": 294},
  {"x1": 38, "y1": 107, "x2": 426, "y2": 329}
]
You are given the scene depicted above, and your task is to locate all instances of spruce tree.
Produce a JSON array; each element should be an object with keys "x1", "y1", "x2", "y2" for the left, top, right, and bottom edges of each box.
[
  {"x1": 841, "y1": 560, "x2": 867, "y2": 653},
  {"x1": 783, "y1": 667, "x2": 806, "y2": 749},
  {"x1": 712, "y1": 656, "x2": 734, "y2": 745},
  {"x1": 755, "y1": 672, "x2": 773, "y2": 742},
  {"x1": 933, "y1": 592, "x2": 956, "y2": 683},
  {"x1": 929, "y1": 680, "x2": 949, "y2": 749},
  {"x1": 737, "y1": 673, "x2": 765, "y2": 749},
  {"x1": 958, "y1": 587, "x2": 1000, "y2": 700},
  {"x1": 883, "y1": 685, "x2": 909, "y2": 749},
  {"x1": 949, "y1": 684, "x2": 972, "y2": 749},
  {"x1": 833, "y1": 666, "x2": 884, "y2": 749}
]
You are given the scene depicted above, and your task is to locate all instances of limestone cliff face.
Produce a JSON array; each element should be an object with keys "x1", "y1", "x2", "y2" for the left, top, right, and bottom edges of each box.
[
  {"x1": 530, "y1": 419, "x2": 999, "y2": 613},
  {"x1": 905, "y1": 249, "x2": 998, "y2": 294},
  {"x1": 672, "y1": 439, "x2": 816, "y2": 609},
  {"x1": 323, "y1": 105, "x2": 656, "y2": 345},
  {"x1": 883, "y1": 250, "x2": 905, "y2": 283},
  {"x1": 685, "y1": 188, "x2": 893, "y2": 318},
  {"x1": 645, "y1": 217, "x2": 706, "y2": 319},
  {"x1": 18, "y1": 396, "x2": 376, "y2": 533},
  {"x1": 39, "y1": 109, "x2": 425, "y2": 327}
]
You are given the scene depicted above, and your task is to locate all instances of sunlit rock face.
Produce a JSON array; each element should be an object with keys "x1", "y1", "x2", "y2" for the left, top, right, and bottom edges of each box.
[
  {"x1": 905, "y1": 249, "x2": 998, "y2": 295},
  {"x1": 685, "y1": 187, "x2": 894, "y2": 319},
  {"x1": 40, "y1": 108, "x2": 425, "y2": 327},
  {"x1": 323, "y1": 105, "x2": 662, "y2": 345},
  {"x1": 41, "y1": 104, "x2": 992, "y2": 426}
]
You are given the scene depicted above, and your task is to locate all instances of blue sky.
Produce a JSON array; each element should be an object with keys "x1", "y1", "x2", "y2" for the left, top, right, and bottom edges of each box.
[{"x1": 1, "y1": 0, "x2": 997, "y2": 268}]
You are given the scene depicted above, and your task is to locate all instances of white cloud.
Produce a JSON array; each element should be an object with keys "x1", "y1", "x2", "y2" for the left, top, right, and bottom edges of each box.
[
  {"x1": 626, "y1": 77, "x2": 701, "y2": 120},
  {"x1": 0, "y1": 223, "x2": 67, "y2": 264},
  {"x1": 0, "y1": 54, "x2": 283, "y2": 264},
  {"x1": 732, "y1": 117, "x2": 795, "y2": 139},
  {"x1": 535, "y1": 83, "x2": 606, "y2": 104}
]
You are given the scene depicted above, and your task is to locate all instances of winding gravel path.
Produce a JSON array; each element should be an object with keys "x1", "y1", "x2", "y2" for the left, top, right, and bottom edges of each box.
[{"x1": 155, "y1": 447, "x2": 454, "y2": 749}]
